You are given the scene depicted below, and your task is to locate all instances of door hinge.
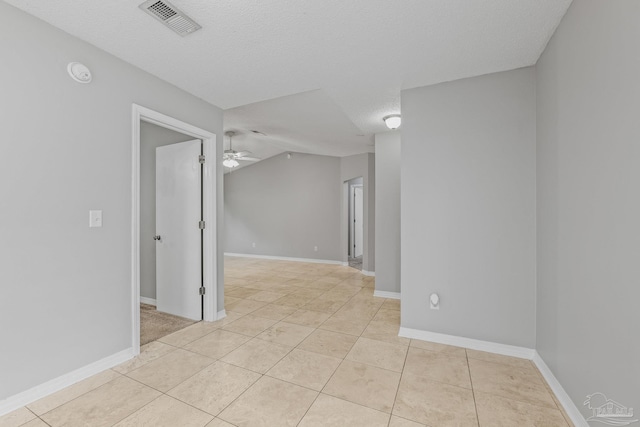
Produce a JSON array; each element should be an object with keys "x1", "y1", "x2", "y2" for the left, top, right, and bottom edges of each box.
[
  {"x1": 199, "y1": 220, "x2": 205, "y2": 229},
  {"x1": 199, "y1": 286, "x2": 206, "y2": 296},
  {"x1": 198, "y1": 154, "x2": 205, "y2": 164}
]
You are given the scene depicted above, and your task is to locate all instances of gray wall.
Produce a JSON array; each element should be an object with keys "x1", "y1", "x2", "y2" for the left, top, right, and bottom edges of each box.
[
  {"x1": 140, "y1": 122, "x2": 192, "y2": 300},
  {"x1": 401, "y1": 67, "x2": 537, "y2": 348},
  {"x1": 0, "y1": 2, "x2": 223, "y2": 401},
  {"x1": 375, "y1": 132, "x2": 401, "y2": 294},
  {"x1": 341, "y1": 153, "x2": 375, "y2": 272},
  {"x1": 224, "y1": 152, "x2": 342, "y2": 261},
  {"x1": 536, "y1": 0, "x2": 640, "y2": 415}
]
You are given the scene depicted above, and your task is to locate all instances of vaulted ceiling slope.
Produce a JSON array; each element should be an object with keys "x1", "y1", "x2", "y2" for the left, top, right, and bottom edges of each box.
[{"x1": 6, "y1": 0, "x2": 571, "y2": 137}]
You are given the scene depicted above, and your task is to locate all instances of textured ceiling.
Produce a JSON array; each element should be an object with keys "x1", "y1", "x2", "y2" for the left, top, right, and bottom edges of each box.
[
  {"x1": 224, "y1": 90, "x2": 374, "y2": 171},
  {"x1": 5, "y1": 0, "x2": 571, "y2": 160}
]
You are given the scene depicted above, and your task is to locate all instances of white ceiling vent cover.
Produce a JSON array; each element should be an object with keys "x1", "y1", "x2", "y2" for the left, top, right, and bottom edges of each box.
[{"x1": 139, "y1": 0, "x2": 201, "y2": 36}]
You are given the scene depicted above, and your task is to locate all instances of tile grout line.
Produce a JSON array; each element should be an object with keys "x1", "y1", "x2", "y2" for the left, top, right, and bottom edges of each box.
[
  {"x1": 24, "y1": 406, "x2": 53, "y2": 427},
  {"x1": 293, "y1": 385, "x2": 322, "y2": 426},
  {"x1": 467, "y1": 357, "x2": 567, "y2": 413},
  {"x1": 27, "y1": 372, "x2": 127, "y2": 423},
  {"x1": 220, "y1": 337, "x2": 297, "y2": 377},
  {"x1": 388, "y1": 336, "x2": 412, "y2": 426},
  {"x1": 212, "y1": 363, "x2": 267, "y2": 425},
  {"x1": 35, "y1": 414, "x2": 53, "y2": 427},
  {"x1": 158, "y1": 362, "x2": 253, "y2": 422},
  {"x1": 109, "y1": 393, "x2": 168, "y2": 426},
  {"x1": 466, "y1": 349, "x2": 482, "y2": 427}
]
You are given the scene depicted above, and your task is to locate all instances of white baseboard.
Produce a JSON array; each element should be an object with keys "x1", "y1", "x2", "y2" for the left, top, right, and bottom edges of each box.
[
  {"x1": 398, "y1": 327, "x2": 535, "y2": 360},
  {"x1": 140, "y1": 297, "x2": 156, "y2": 306},
  {"x1": 361, "y1": 270, "x2": 375, "y2": 277},
  {"x1": 374, "y1": 290, "x2": 401, "y2": 300},
  {"x1": 532, "y1": 352, "x2": 588, "y2": 427},
  {"x1": 341, "y1": 262, "x2": 349, "y2": 267},
  {"x1": 225, "y1": 253, "x2": 343, "y2": 266},
  {"x1": 216, "y1": 309, "x2": 227, "y2": 320},
  {"x1": 0, "y1": 348, "x2": 134, "y2": 416}
]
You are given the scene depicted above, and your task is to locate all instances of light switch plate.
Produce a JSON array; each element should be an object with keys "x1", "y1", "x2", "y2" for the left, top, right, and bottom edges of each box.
[{"x1": 89, "y1": 210, "x2": 102, "y2": 228}]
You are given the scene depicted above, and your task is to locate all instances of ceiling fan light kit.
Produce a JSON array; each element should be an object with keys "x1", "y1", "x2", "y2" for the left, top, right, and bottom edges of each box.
[
  {"x1": 223, "y1": 158, "x2": 239, "y2": 168},
  {"x1": 383, "y1": 114, "x2": 401, "y2": 130},
  {"x1": 223, "y1": 130, "x2": 261, "y2": 168}
]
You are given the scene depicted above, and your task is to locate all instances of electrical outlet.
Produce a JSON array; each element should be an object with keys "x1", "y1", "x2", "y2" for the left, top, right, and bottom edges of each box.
[
  {"x1": 89, "y1": 210, "x2": 102, "y2": 228},
  {"x1": 252, "y1": 242, "x2": 256, "y2": 248},
  {"x1": 430, "y1": 293, "x2": 440, "y2": 310},
  {"x1": 314, "y1": 246, "x2": 318, "y2": 252}
]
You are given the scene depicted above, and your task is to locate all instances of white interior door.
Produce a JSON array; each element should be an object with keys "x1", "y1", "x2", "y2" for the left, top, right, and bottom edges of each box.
[
  {"x1": 354, "y1": 186, "x2": 364, "y2": 258},
  {"x1": 156, "y1": 140, "x2": 201, "y2": 320}
]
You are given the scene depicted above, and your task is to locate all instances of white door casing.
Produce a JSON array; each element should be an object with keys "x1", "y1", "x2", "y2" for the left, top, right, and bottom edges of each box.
[
  {"x1": 155, "y1": 140, "x2": 202, "y2": 321},
  {"x1": 132, "y1": 103, "x2": 218, "y2": 355},
  {"x1": 354, "y1": 186, "x2": 364, "y2": 258}
]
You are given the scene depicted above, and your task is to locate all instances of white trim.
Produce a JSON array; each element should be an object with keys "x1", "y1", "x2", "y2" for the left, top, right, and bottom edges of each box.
[
  {"x1": 374, "y1": 290, "x2": 400, "y2": 299},
  {"x1": 341, "y1": 181, "x2": 349, "y2": 265},
  {"x1": 341, "y1": 262, "x2": 349, "y2": 267},
  {"x1": 399, "y1": 327, "x2": 535, "y2": 360},
  {"x1": 361, "y1": 270, "x2": 375, "y2": 277},
  {"x1": 533, "y1": 352, "x2": 588, "y2": 427},
  {"x1": 132, "y1": 104, "x2": 219, "y2": 358},
  {"x1": 216, "y1": 309, "x2": 227, "y2": 320},
  {"x1": 224, "y1": 252, "x2": 343, "y2": 266},
  {"x1": 0, "y1": 348, "x2": 134, "y2": 416},
  {"x1": 140, "y1": 297, "x2": 156, "y2": 306}
]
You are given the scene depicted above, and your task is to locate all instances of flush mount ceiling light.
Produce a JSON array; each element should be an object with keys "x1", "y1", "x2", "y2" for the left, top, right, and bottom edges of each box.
[
  {"x1": 383, "y1": 114, "x2": 401, "y2": 130},
  {"x1": 67, "y1": 62, "x2": 92, "y2": 83}
]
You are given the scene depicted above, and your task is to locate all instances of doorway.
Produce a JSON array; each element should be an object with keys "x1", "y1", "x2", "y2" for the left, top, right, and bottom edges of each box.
[
  {"x1": 139, "y1": 128, "x2": 203, "y2": 345},
  {"x1": 347, "y1": 177, "x2": 364, "y2": 270},
  {"x1": 132, "y1": 104, "x2": 218, "y2": 354}
]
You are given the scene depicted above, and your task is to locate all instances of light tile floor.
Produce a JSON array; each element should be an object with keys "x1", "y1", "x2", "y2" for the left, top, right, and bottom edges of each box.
[{"x1": 1, "y1": 257, "x2": 574, "y2": 427}]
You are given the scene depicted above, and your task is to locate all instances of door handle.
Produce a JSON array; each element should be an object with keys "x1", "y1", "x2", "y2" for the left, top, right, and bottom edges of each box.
[{"x1": 154, "y1": 235, "x2": 162, "y2": 241}]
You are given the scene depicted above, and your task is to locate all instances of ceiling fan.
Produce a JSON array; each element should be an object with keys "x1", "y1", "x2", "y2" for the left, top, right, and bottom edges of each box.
[{"x1": 223, "y1": 131, "x2": 261, "y2": 168}]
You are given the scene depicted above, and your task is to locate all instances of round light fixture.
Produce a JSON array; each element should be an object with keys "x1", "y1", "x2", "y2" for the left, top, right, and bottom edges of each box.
[
  {"x1": 383, "y1": 114, "x2": 401, "y2": 130},
  {"x1": 67, "y1": 62, "x2": 92, "y2": 84},
  {"x1": 223, "y1": 158, "x2": 239, "y2": 168}
]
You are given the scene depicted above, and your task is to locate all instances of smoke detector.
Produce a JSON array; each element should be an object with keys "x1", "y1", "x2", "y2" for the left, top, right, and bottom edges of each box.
[
  {"x1": 139, "y1": 0, "x2": 201, "y2": 36},
  {"x1": 67, "y1": 62, "x2": 92, "y2": 84}
]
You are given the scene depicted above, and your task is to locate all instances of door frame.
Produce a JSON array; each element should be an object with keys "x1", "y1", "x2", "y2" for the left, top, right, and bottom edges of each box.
[
  {"x1": 131, "y1": 104, "x2": 218, "y2": 355},
  {"x1": 352, "y1": 184, "x2": 364, "y2": 258},
  {"x1": 343, "y1": 177, "x2": 364, "y2": 261}
]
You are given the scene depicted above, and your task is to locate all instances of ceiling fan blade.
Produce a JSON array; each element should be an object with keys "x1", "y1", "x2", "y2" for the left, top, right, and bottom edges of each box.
[
  {"x1": 239, "y1": 157, "x2": 261, "y2": 162},
  {"x1": 235, "y1": 151, "x2": 252, "y2": 158}
]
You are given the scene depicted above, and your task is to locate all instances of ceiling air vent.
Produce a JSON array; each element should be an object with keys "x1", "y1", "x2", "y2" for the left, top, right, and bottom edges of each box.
[{"x1": 139, "y1": 0, "x2": 201, "y2": 36}]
